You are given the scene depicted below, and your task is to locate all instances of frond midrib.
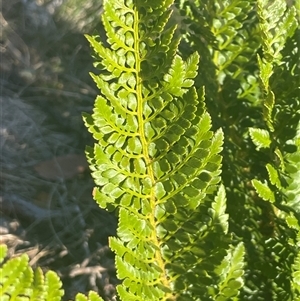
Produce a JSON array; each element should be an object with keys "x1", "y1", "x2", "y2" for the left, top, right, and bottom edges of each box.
[{"x1": 133, "y1": 7, "x2": 174, "y2": 299}]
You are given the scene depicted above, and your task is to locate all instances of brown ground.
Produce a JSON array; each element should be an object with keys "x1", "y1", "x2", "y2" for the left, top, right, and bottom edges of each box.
[{"x1": 0, "y1": 0, "x2": 118, "y2": 299}]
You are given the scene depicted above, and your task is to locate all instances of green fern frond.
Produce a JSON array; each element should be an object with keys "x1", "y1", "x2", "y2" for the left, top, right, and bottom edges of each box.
[
  {"x1": 177, "y1": 0, "x2": 261, "y2": 104},
  {"x1": 257, "y1": 0, "x2": 297, "y2": 63},
  {"x1": 250, "y1": 1, "x2": 299, "y2": 202},
  {"x1": 210, "y1": 184, "x2": 229, "y2": 234},
  {"x1": 215, "y1": 242, "x2": 245, "y2": 300},
  {"x1": 257, "y1": 0, "x2": 298, "y2": 132},
  {"x1": 283, "y1": 123, "x2": 300, "y2": 212},
  {"x1": 210, "y1": 0, "x2": 261, "y2": 104},
  {"x1": 245, "y1": 3, "x2": 300, "y2": 298},
  {"x1": 284, "y1": 214, "x2": 300, "y2": 299},
  {"x1": 0, "y1": 245, "x2": 64, "y2": 301},
  {"x1": 211, "y1": 0, "x2": 257, "y2": 72},
  {"x1": 0, "y1": 244, "x2": 105, "y2": 301},
  {"x1": 249, "y1": 10, "x2": 299, "y2": 216},
  {"x1": 175, "y1": 0, "x2": 299, "y2": 299},
  {"x1": 75, "y1": 291, "x2": 104, "y2": 301},
  {"x1": 257, "y1": 55, "x2": 275, "y2": 132},
  {"x1": 0, "y1": 244, "x2": 7, "y2": 264},
  {"x1": 83, "y1": 0, "x2": 241, "y2": 299},
  {"x1": 1, "y1": 251, "x2": 34, "y2": 300},
  {"x1": 293, "y1": 252, "x2": 300, "y2": 296}
]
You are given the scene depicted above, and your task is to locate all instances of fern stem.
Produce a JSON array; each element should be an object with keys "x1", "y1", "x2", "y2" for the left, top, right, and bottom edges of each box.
[{"x1": 133, "y1": 7, "x2": 174, "y2": 299}]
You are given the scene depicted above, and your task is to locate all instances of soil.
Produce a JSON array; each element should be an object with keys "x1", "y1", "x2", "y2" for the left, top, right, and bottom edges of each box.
[{"x1": 0, "y1": 0, "x2": 118, "y2": 300}]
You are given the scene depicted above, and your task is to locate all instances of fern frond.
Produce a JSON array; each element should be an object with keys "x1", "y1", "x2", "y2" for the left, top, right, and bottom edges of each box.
[
  {"x1": 0, "y1": 245, "x2": 105, "y2": 301},
  {"x1": 0, "y1": 245, "x2": 65, "y2": 301},
  {"x1": 84, "y1": 0, "x2": 239, "y2": 299},
  {"x1": 177, "y1": 0, "x2": 261, "y2": 105},
  {"x1": 257, "y1": 0, "x2": 298, "y2": 132},
  {"x1": 284, "y1": 214, "x2": 300, "y2": 299},
  {"x1": 284, "y1": 123, "x2": 300, "y2": 212},
  {"x1": 251, "y1": 0, "x2": 299, "y2": 206},
  {"x1": 293, "y1": 252, "x2": 300, "y2": 298},
  {"x1": 1, "y1": 251, "x2": 34, "y2": 300},
  {"x1": 215, "y1": 242, "x2": 245, "y2": 300},
  {"x1": 75, "y1": 291, "x2": 104, "y2": 301},
  {"x1": 257, "y1": 0, "x2": 297, "y2": 63},
  {"x1": 245, "y1": 3, "x2": 300, "y2": 298},
  {"x1": 0, "y1": 244, "x2": 7, "y2": 264},
  {"x1": 210, "y1": 184, "x2": 229, "y2": 234}
]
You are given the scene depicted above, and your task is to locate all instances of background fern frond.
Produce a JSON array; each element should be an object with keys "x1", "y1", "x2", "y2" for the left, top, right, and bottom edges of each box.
[
  {"x1": 175, "y1": 0, "x2": 299, "y2": 299},
  {"x1": 215, "y1": 242, "x2": 245, "y2": 300},
  {"x1": 0, "y1": 245, "x2": 64, "y2": 301},
  {"x1": 0, "y1": 244, "x2": 105, "y2": 301}
]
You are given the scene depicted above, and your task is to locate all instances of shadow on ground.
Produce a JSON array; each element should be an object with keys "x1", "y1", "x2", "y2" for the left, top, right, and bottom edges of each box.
[{"x1": 0, "y1": 0, "x2": 118, "y2": 299}]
